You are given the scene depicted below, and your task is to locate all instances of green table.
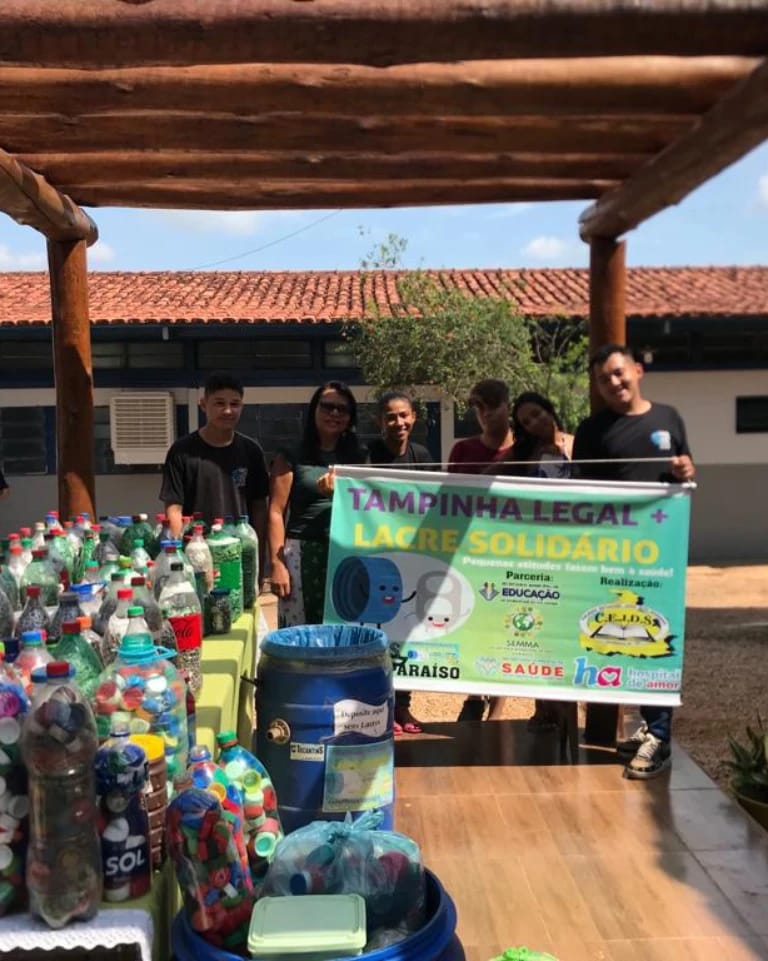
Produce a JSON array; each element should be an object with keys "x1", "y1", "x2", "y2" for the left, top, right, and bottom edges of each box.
[{"x1": 196, "y1": 606, "x2": 257, "y2": 753}]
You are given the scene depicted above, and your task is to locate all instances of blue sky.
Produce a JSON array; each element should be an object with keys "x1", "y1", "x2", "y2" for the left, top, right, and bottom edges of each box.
[{"x1": 2, "y1": 141, "x2": 768, "y2": 274}]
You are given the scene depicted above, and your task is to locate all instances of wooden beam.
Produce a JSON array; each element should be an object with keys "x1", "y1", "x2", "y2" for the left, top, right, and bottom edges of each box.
[
  {"x1": 47, "y1": 238, "x2": 96, "y2": 521},
  {"x1": 583, "y1": 235, "x2": 627, "y2": 748},
  {"x1": 1, "y1": 2, "x2": 767, "y2": 66},
  {"x1": 65, "y1": 178, "x2": 618, "y2": 210},
  {"x1": 19, "y1": 150, "x2": 650, "y2": 185},
  {"x1": 0, "y1": 113, "x2": 693, "y2": 156},
  {"x1": 580, "y1": 56, "x2": 768, "y2": 240},
  {"x1": 0, "y1": 148, "x2": 97, "y2": 244},
  {"x1": 0, "y1": 57, "x2": 756, "y2": 118}
]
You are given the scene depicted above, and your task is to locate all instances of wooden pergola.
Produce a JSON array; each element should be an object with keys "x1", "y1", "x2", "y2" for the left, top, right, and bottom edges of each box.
[{"x1": 2, "y1": 1, "x2": 768, "y2": 519}]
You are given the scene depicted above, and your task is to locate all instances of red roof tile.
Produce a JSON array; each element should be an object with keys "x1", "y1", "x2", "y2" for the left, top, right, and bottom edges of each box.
[{"x1": 0, "y1": 266, "x2": 766, "y2": 327}]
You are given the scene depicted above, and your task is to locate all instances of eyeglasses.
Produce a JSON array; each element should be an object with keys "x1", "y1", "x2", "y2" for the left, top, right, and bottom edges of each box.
[{"x1": 318, "y1": 400, "x2": 351, "y2": 415}]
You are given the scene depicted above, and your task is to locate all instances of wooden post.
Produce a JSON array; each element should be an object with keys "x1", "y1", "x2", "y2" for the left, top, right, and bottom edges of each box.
[
  {"x1": 584, "y1": 235, "x2": 626, "y2": 746},
  {"x1": 47, "y1": 238, "x2": 96, "y2": 520}
]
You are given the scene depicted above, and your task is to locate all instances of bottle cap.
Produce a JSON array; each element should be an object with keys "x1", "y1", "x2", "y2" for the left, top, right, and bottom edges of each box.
[
  {"x1": 21, "y1": 630, "x2": 44, "y2": 645},
  {"x1": 61, "y1": 620, "x2": 81, "y2": 635},
  {"x1": 189, "y1": 744, "x2": 212, "y2": 763},
  {"x1": 131, "y1": 576, "x2": 145, "y2": 586},
  {"x1": 127, "y1": 606, "x2": 144, "y2": 617},
  {"x1": 47, "y1": 661, "x2": 74, "y2": 678},
  {"x1": 31, "y1": 549, "x2": 46, "y2": 559},
  {"x1": 211, "y1": 588, "x2": 230, "y2": 597},
  {"x1": 216, "y1": 730, "x2": 238, "y2": 748},
  {"x1": 25, "y1": 585, "x2": 41, "y2": 597},
  {"x1": 78, "y1": 615, "x2": 93, "y2": 630},
  {"x1": 59, "y1": 591, "x2": 78, "y2": 604},
  {"x1": 117, "y1": 588, "x2": 133, "y2": 599},
  {"x1": 133, "y1": 539, "x2": 144, "y2": 547},
  {"x1": 117, "y1": 632, "x2": 157, "y2": 664}
]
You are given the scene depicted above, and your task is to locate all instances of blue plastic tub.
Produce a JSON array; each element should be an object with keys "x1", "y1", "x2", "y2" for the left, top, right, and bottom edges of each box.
[
  {"x1": 256, "y1": 625, "x2": 395, "y2": 833},
  {"x1": 171, "y1": 869, "x2": 464, "y2": 961}
]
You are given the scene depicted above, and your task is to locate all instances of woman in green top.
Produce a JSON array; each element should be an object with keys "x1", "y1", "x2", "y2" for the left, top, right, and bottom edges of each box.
[{"x1": 268, "y1": 381, "x2": 366, "y2": 626}]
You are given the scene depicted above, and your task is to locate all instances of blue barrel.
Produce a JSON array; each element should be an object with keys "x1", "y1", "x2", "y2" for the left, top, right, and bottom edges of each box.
[
  {"x1": 172, "y1": 869, "x2": 464, "y2": 961},
  {"x1": 256, "y1": 624, "x2": 395, "y2": 833}
]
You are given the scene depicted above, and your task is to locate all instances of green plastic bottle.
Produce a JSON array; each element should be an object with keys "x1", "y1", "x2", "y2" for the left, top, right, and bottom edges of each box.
[{"x1": 207, "y1": 520, "x2": 243, "y2": 621}]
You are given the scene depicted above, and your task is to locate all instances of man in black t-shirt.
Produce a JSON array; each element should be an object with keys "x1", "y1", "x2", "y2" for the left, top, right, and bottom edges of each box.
[
  {"x1": 159, "y1": 373, "x2": 269, "y2": 575},
  {"x1": 573, "y1": 344, "x2": 695, "y2": 779}
]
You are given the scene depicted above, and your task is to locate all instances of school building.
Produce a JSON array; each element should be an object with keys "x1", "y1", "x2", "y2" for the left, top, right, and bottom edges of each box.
[{"x1": 0, "y1": 266, "x2": 766, "y2": 563}]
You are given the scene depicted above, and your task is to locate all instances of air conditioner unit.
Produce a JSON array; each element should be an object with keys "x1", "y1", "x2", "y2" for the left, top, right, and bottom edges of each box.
[{"x1": 109, "y1": 392, "x2": 176, "y2": 465}]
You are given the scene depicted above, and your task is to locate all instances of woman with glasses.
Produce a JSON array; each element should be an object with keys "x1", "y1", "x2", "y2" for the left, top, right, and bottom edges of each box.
[{"x1": 268, "y1": 381, "x2": 366, "y2": 626}]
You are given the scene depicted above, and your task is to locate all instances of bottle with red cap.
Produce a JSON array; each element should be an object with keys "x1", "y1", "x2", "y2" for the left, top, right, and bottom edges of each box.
[
  {"x1": 11, "y1": 587, "x2": 51, "y2": 664},
  {"x1": 48, "y1": 591, "x2": 84, "y2": 647},
  {"x1": 21, "y1": 660, "x2": 102, "y2": 928}
]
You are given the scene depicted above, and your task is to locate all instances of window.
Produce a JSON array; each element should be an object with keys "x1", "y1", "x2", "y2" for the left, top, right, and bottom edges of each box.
[
  {"x1": 0, "y1": 342, "x2": 52, "y2": 371},
  {"x1": 91, "y1": 342, "x2": 184, "y2": 369},
  {"x1": 0, "y1": 407, "x2": 48, "y2": 474},
  {"x1": 198, "y1": 340, "x2": 312, "y2": 370},
  {"x1": 736, "y1": 396, "x2": 768, "y2": 434},
  {"x1": 237, "y1": 405, "x2": 308, "y2": 465},
  {"x1": 324, "y1": 339, "x2": 358, "y2": 369}
]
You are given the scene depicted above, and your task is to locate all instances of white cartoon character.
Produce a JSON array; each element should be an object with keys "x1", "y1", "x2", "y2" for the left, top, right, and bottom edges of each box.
[{"x1": 405, "y1": 570, "x2": 471, "y2": 639}]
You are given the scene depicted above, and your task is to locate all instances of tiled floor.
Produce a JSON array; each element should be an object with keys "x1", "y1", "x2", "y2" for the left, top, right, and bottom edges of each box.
[{"x1": 395, "y1": 721, "x2": 768, "y2": 961}]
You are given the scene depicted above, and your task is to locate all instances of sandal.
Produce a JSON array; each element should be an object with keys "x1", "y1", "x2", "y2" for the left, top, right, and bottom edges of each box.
[
  {"x1": 393, "y1": 721, "x2": 404, "y2": 736},
  {"x1": 399, "y1": 721, "x2": 423, "y2": 734}
]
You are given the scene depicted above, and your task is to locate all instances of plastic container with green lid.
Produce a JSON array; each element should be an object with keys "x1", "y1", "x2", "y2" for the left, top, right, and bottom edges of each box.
[{"x1": 247, "y1": 893, "x2": 366, "y2": 960}]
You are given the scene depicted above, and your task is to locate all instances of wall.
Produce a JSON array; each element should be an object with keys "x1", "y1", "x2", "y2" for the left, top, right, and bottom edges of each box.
[{"x1": 0, "y1": 373, "x2": 765, "y2": 564}]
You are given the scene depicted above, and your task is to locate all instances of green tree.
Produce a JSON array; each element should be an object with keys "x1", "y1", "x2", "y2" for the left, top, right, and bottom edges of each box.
[{"x1": 347, "y1": 234, "x2": 589, "y2": 430}]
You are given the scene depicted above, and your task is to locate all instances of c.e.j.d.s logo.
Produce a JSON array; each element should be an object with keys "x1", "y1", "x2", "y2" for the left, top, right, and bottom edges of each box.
[{"x1": 579, "y1": 590, "x2": 673, "y2": 658}]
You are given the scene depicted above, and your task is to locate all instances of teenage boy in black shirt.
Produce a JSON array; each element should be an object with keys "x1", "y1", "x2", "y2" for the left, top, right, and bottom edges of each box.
[
  {"x1": 159, "y1": 373, "x2": 269, "y2": 576},
  {"x1": 573, "y1": 344, "x2": 695, "y2": 779}
]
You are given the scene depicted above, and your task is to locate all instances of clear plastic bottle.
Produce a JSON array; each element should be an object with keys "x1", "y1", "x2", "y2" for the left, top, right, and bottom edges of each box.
[
  {"x1": 14, "y1": 586, "x2": 52, "y2": 660},
  {"x1": 207, "y1": 520, "x2": 243, "y2": 621},
  {"x1": 129, "y1": 574, "x2": 164, "y2": 639},
  {"x1": 216, "y1": 730, "x2": 284, "y2": 877},
  {"x1": 159, "y1": 563, "x2": 203, "y2": 697},
  {"x1": 94, "y1": 530, "x2": 120, "y2": 573},
  {"x1": 184, "y1": 524, "x2": 214, "y2": 606},
  {"x1": 22, "y1": 661, "x2": 102, "y2": 928},
  {"x1": 1, "y1": 545, "x2": 25, "y2": 610},
  {"x1": 52, "y1": 619, "x2": 103, "y2": 700},
  {"x1": 21, "y1": 549, "x2": 59, "y2": 607},
  {"x1": 48, "y1": 527, "x2": 75, "y2": 590},
  {"x1": 30, "y1": 522, "x2": 46, "y2": 551},
  {"x1": 48, "y1": 590, "x2": 84, "y2": 646},
  {"x1": 15, "y1": 630, "x2": 53, "y2": 695},
  {"x1": 92, "y1": 572, "x2": 129, "y2": 637},
  {"x1": 94, "y1": 726, "x2": 151, "y2": 901},
  {"x1": 77, "y1": 614, "x2": 107, "y2": 669},
  {"x1": 19, "y1": 537, "x2": 33, "y2": 568},
  {"x1": 104, "y1": 588, "x2": 134, "y2": 665},
  {"x1": 93, "y1": 617, "x2": 188, "y2": 778},
  {"x1": 0, "y1": 580, "x2": 15, "y2": 644},
  {"x1": 0, "y1": 640, "x2": 29, "y2": 916},
  {"x1": 235, "y1": 515, "x2": 259, "y2": 612},
  {"x1": 82, "y1": 559, "x2": 102, "y2": 585},
  {"x1": 130, "y1": 539, "x2": 151, "y2": 574}
]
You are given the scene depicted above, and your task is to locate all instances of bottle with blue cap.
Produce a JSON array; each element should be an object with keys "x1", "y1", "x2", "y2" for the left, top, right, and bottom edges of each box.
[
  {"x1": 15, "y1": 629, "x2": 52, "y2": 695},
  {"x1": 94, "y1": 722, "x2": 151, "y2": 901}
]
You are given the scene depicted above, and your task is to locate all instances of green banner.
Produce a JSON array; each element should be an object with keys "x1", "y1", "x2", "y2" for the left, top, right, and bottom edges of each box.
[{"x1": 324, "y1": 466, "x2": 692, "y2": 706}]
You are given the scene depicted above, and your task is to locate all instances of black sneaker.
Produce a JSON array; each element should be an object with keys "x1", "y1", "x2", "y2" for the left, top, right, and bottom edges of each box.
[
  {"x1": 457, "y1": 697, "x2": 486, "y2": 722},
  {"x1": 623, "y1": 733, "x2": 671, "y2": 779},
  {"x1": 616, "y1": 723, "x2": 648, "y2": 757}
]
